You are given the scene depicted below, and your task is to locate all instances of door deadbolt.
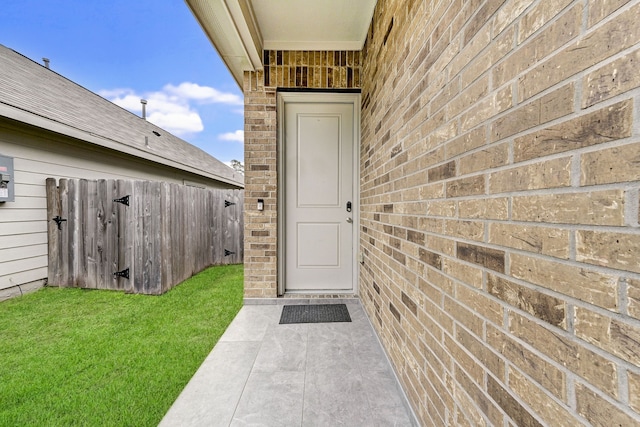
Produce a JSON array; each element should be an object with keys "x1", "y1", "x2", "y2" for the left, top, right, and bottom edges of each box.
[{"x1": 346, "y1": 201, "x2": 352, "y2": 212}]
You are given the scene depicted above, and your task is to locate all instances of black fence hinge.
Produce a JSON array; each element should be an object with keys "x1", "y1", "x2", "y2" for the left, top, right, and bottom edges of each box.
[
  {"x1": 113, "y1": 195, "x2": 130, "y2": 206},
  {"x1": 224, "y1": 249, "x2": 236, "y2": 257},
  {"x1": 114, "y1": 268, "x2": 130, "y2": 280},
  {"x1": 52, "y1": 216, "x2": 67, "y2": 230},
  {"x1": 224, "y1": 200, "x2": 236, "y2": 207}
]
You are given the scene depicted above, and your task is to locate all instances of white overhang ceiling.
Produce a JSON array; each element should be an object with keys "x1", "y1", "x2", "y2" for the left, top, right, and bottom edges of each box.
[{"x1": 185, "y1": 0, "x2": 377, "y2": 87}]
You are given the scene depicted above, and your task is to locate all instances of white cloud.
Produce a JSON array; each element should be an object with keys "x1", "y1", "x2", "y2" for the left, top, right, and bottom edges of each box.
[
  {"x1": 164, "y1": 82, "x2": 243, "y2": 105},
  {"x1": 98, "y1": 82, "x2": 242, "y2": 137},
  {"x1": 147, "y1": 111, "x2": 203, "y2": 135},
  {"x1": 218, "y1": 130, "x2": 244, "y2": 143}
]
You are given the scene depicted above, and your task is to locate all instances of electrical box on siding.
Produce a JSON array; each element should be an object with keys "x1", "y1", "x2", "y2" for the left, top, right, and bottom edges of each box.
[{"x1": 0, "y1": 154, "x2": 15, "y2": 203}]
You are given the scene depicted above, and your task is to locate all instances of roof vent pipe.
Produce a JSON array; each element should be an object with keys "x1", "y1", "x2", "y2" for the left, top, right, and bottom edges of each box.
[
  {"x1": 42, "y1": 58, "x2": 50, "y2": 69},
  {"x1": 140, "y1": 99, "x2": 147, "y2": 120}
]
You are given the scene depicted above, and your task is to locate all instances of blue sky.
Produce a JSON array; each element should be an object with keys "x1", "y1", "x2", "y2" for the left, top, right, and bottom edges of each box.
[{"x1": 0, "y1": 0, "x2": 245, "y2": 165}]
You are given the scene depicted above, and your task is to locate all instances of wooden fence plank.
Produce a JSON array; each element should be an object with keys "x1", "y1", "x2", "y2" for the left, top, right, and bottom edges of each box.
[
  {"x1": 45, "y1": 178, "x2": 61, "y2": 285},
  {"x1": 212, "y1": 190, "x2": 222, "y2": 266},
  {"x1": 169, "y1": 183, "x2": 183, "y2": 284},
  {"x1": 85, "y1": 179, "x2": 98, "y2": 289},
  {"x1": 68, "y1": 179, "x2": 77, "y2": 287},
  {"x1": 115, "y1": 180, "x2": 126, "y2": 291},
  {"x1": 230, "y1": 189, "x2": 241, "y2": 264},
  {"x1": 148, "y1": 181, "x2": 162, "y2": 295},
  {"x1": 225, "y1": 189, "x2": 234, "y2": 265},
  {"x1": 192, "y1": 187, "x2": 200, "y2": 273},
  {"x1": 59, "y1": 179, "x2": 69, "y2": 286},
  {"x1": 192, "y1": 186, "x2": 199, "y2": 274},
  {"x1": 186, "y1": 186, "x2": 196, "y2": 277},
  {"x1": 98, "y1": 179, "x2": 117, "y2": 290},
  {"x1": 233, "y1": 189, "x2": 242, "y2": 264},
  {"x1": 223, "y1": 189, "x2": 233, "y2": 265},
  {"x1": 77, "y1": 179, "x2": 88, "y2": 288},
  {"x1": 199, "y1": 189, "x2": 207, "y2": 271},
  {"x1": 67, "y1": 179, "x2": 77, "y2": 286},
  {"x1": 107, "y1": 179, "x2": 118, "y2": 290},
  {"x1": 141, "y1": 181, "x2": 150, "y2": 294},
  {"x1": 180, "y1": 184, "x2": 189, "y2": 282},
  {"x1": 205, "y1": 191, "x2": 216, "y2": 265},
  {"x1": 117, "y1": 179, "x2": 134, "y2": 293},
  {"x1": 96, "y1": 179, "x2": 107, "y2": 290},
  {"x1": 160, "y1": 182, "x2": 171, "y2": 294},
  {"x1": 133, "y1": 180, "x2": 144, "y2": 294},
  {"x1": 237, "y1": 190, "x2": 245, "y2": 263},
  {"x1": 198, "y1": 189, "x2": 206, "y2": 272}
]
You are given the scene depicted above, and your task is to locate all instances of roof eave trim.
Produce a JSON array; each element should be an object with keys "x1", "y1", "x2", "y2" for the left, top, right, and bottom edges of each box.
[
  {"x1": 228, "y1": 0, "x2": 263, "y2": 70},
  {"x1": 185, "y1": 0, "x2": 262, "y2": 89}
]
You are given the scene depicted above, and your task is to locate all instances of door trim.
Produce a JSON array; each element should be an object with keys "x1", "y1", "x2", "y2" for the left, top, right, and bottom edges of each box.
[{"x1": 277, "y1": 92, "x2": 361, "y2": 296}]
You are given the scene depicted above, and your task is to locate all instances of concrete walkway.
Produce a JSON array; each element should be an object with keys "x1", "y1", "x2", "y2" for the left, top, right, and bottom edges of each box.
[{"x1": 159, "y1": 300, "x2": 417, "y2": 426}]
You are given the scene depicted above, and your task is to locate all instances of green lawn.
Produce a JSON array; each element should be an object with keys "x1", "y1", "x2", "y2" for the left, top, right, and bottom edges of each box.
[{"x1": 0, "y1": 264, "x2": 244, "y2": 427}]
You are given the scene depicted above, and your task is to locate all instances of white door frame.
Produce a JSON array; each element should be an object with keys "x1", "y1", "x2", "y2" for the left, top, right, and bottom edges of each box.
[{"x1": 277, "y1": 92, "x2": 361, "y2": 296}]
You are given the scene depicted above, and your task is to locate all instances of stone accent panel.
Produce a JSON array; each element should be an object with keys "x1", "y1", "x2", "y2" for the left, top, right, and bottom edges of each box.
[
  {"x1": 358, "y1": 0, "x2": 640, "y2": 425},
  {"x1": 262, "y1": 50, "x2": 361, "y2": 89}
]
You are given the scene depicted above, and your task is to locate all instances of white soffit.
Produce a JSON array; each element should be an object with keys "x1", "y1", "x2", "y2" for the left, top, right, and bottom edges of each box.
[
  {"x1": 185, "y1": 0, "x2": 263, "y2": 87},
  {"x1": 185, "y1": 0, "x2": 376, "y2": 87},
  {"x1": 250, "y1": 0, "x2": 377, "y2": 51}
]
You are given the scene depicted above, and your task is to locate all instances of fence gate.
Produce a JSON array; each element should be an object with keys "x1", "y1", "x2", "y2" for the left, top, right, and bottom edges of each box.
[{"x1": 46, "y1": 178, "x2": 243, "y2": 295}]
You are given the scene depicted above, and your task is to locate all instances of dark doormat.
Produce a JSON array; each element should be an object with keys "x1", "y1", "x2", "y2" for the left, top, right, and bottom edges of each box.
[{"x1": 279, "y1": 304, "x2": 352, "y2": 324}]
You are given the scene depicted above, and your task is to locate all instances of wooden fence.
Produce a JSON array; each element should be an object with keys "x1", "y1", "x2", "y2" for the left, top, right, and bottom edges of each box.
[{"x1": 46, "y1": 178, "x2": 243, "y2": 295}]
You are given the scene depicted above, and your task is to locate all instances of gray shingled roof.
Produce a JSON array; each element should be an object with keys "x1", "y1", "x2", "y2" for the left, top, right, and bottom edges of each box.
[{"x1": 0, "y1": 44, "x2": 243, "y2": 187}]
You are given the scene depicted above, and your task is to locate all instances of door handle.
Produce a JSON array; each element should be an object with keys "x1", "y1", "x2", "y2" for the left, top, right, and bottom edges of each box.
[{"x1": 346, "y1": 218, "x2": 353, "y2": 223}]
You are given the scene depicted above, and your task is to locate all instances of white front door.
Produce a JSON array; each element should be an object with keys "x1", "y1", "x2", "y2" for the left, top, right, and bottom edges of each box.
[{"x1": 283, "y1": 96, "x2": 356, "y2": 292}]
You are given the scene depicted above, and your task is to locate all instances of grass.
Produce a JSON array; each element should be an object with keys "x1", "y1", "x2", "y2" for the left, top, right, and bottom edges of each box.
[{"x1": 0, "y1": 264, "x2": 244, "y2": 427}]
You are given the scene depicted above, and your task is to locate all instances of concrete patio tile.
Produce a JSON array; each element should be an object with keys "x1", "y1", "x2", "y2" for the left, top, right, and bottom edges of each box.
[
  {"x1": 220, "y1": 305, "x2": 282, "y2": 342},
  {"x1": 361, "y1": 368, "x2": 415, "y2": 426},
  {"x1": 159, "y1": 341, "x2": 260, "y2": 427},
  {"x1": 252, "y1": 323, "x2": 308, "y2": 373},
  {"x1": 353, "y1": 337, "x2": 391, "y2": 373},
  {"x1": 302, "y1": 366, "x2": 372, "y2": 426},
  {"x1": 367, "y1": 405, "x2": 416, "y2": 427},
  {"x1": 230, "y1": 371, "x2": 305, "y2": 426},
  {"x1": 306, "y1": 339, "x2": 359, "y2": 372}
]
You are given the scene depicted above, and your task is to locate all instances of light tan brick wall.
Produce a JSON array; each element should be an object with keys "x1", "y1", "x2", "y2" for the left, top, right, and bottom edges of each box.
[
  {"x1": 243, "y1": 51, "x2": 361, "y2": 298},
  {"x1": 243, "y1": 70, "x2": 277, "y2": 298},
  {"x1": 360, "y1": 0, "x2": 640, "y2": 425}
]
